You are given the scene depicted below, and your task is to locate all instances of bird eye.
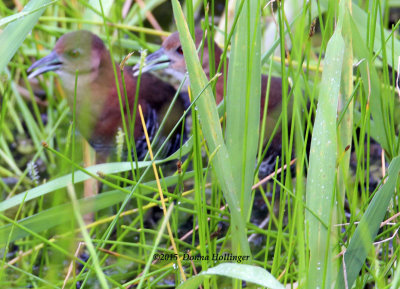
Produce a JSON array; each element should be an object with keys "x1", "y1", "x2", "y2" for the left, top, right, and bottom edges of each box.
[
  {"x1": 176, "y1": 46, "x2": 183, "y2": 55},
  {"x1": 68, "y1": 49, "x2": 80, "y2": 58}
]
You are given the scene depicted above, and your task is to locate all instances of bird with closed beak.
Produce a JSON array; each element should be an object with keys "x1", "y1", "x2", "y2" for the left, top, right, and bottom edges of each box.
[
  {"x1": 134, "y1": 28, "x2": 291, "y2": 176},
  {"x1": 28, "y1": 30, "x2": 186, "y2": 163}
]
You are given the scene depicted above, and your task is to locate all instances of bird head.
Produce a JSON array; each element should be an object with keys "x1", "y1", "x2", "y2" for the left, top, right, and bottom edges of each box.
[
  {"x1": 28, "y1": 30, "x2": 116, "y2": 152},
  {"x1": 133, "y1": 28, "x2": 213, "y2": 82},
  {"x1": 28, "y1": 30, "x2": 107, "y2": 82}
]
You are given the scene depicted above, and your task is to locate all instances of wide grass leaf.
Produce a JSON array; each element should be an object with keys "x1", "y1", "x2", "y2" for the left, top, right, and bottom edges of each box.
[
  {"x1": 177, "y1": 263, "x2": 284, "y2": 289},
  {"x1": 0, "y1": 170, "x2": 195, "y2": 244},
  {"x1": 0, "y1": 0, "x2": 55, "y2": 74},
  {"x1": 171, "y1": 0, "x2": 250, "y2": 256},
  {"x1": 0, "y1": 143, "x2": 192, "y2": 212},
  {"x1": 305, "y1": 9, "x2": 345, "y2": 287},
  {"x1": 0, "y1": 190, "x2": 125, "y2": 244},
  {"x1": 225, "y1": 0, "x2": 261, "y2": 220}
]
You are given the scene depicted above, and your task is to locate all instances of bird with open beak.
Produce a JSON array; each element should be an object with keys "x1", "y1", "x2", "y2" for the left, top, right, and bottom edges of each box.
[
  {"x1": 28, "y1": 30, "x2": 186, "y2": 162},
  {"x1": 133, "y1": 28, "x2": 291, "y2": 176}
]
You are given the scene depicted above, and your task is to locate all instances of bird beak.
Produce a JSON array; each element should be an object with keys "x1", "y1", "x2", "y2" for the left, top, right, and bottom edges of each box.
[
  {"x1": 28, "y1": 51, "x2": 62, "y2": 79},
  {"x1": 132, "y1": 47, "x2": 170, "y2": 76}
]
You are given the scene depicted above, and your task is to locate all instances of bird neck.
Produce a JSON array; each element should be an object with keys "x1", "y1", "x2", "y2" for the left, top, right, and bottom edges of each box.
[
  {"x1": 60, "y1": 49, "x2": 119, "y2": 144},
  {"x1": 59, "y1": 49, "x2": 115, "y2": 103}
]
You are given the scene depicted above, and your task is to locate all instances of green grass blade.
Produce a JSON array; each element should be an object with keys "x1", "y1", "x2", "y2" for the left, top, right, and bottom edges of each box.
[
  {"x1": 352, "y1": 3, "x2": 400, "y2": 74},
  {"x1": 0, "y1": 190, "x2": 125, "y2": 244},
  {"x1": 0, "y1": 156, "x2": 191, "y2": 212},
  {"x1": 314, "y1": 0, "x2": 400, "y2": 76},
  {"x1": 337, "y1": 0, "x2": 354, "y2": 220},
  {"x1": 83, "y1": 0, "x2": 114, "y2": 32},
  {"x1": 67, "y1": 185, "x2": 109, "y2": 289},
  {"x1": 306, "y1": 3, "x2": 345, "y2": 286},
  {"x1": 0, "y1": 171, "x2": 195, "y2": 244},
  {"x1": 137, "y1": 203, "x2": 174, "y2": 289},
  {"x1": 336, "y1": 156, "x2": 400, "y2": 288},
  {"x1": 0, "y1": 1, "x2": 56, "y2": 27},
  {"x1": 350, "y1": 16, "x2": 393, "y2": 156},
  {"x1": 0, "y1": 0, "x2": 54, "y2": 74},
  {"x1": 171, "y1": 0, "x2": 250, "y2": 256},
  {"x1": 225, "y1": 0, "x2": 261, "y2": 220},
  {"x1": 176, "y1": 263, "x2": 284, "y2": 289}
]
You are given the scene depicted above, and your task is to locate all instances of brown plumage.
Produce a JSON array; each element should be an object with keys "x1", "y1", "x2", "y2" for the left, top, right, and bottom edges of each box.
[
  {"x1": 28, "y1": 30, "x2": 186, "y2": 162},
  {"x1": 134, "y1": 28, "x2": 288, "y2": 146}
]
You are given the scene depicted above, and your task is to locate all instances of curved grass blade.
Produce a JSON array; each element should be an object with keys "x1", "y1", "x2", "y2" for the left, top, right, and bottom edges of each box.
[
  {"x1": 0, "y1": 139, "x2": 192, "y2": 212},
  {"x1": 0, "y1": 0, "x2": 55, "y2": 74},
  {"x1": 176, "y1": 263, "x2": 284, "y2": 289},
  {"x1": 0, "y1": 171, "x2": 195, "y2": 244},
  {"x1": 0, "y1": 1, "x2": 56, "y2": 27}
]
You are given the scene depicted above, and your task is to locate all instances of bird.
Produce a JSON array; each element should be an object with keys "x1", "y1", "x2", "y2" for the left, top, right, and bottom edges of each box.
[
  {"x1": 28, "y1": 30, "x2": 187, "y2": 163},
  {"x1": 133, "y1": 28, "x2": 290, "y2": 177}
]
